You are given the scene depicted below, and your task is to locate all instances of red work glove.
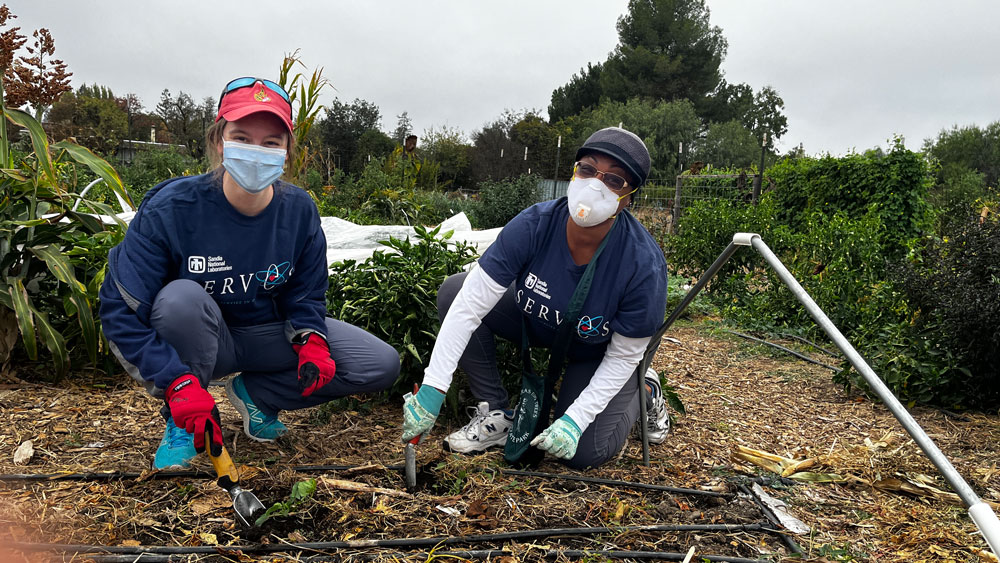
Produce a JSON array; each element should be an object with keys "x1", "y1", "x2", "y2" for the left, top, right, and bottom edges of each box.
[
  {"x1": 165, "y1": 374, "x2": 223, "y2": 456},
  {"x1": 293, "y1": 333, "x2": 336, "y2": 398}
]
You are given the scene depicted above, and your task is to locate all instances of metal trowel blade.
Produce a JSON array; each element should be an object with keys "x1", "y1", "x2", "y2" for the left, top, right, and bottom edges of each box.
[{"x1": 232, "y1": 486, "x2": 267, "y2": 528}]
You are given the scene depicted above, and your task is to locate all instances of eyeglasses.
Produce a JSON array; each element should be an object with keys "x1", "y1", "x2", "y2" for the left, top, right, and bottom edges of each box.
[
  {"x1": 218, "y1": 77, "x2": 291, "y2": 109},
  {"x1": 573, "y1": 161, "x2": 632, "y2": 193}
]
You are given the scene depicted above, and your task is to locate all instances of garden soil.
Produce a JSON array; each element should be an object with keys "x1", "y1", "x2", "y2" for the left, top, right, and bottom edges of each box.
[{"x1": 0, "y1": 322, "x2": 998, "y2": 562}]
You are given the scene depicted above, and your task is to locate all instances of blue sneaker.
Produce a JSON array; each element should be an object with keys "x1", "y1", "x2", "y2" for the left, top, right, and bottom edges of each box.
[
  {"x1": 225, "y1": 374, "x2": 287, "y2": 442},
  {"x1": 153, "y1": 418, "x2": 197, "y2": 469}
]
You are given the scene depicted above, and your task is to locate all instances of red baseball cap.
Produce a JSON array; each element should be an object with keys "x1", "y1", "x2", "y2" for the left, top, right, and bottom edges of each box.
[{"x1": 216, "y1": 78, "x2": 293, "y2": 134}]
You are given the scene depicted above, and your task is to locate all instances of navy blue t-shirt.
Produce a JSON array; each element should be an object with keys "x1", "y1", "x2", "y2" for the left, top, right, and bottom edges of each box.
[{"x1": 478, "y1": 198, "x2": 667, "y2": 356}]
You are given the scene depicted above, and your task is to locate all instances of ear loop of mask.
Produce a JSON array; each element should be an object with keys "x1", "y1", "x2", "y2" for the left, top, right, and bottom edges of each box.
[{"x1": 608, "y1": 187, "x2": 638, "y2": 221}]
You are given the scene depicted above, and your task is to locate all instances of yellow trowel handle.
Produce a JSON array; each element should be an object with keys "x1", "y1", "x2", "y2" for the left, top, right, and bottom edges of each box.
[{"x1": 206, "y1": 432, "x2": 240, "y2": 485}]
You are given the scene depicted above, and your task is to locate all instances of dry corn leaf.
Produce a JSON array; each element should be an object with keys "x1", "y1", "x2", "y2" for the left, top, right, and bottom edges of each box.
[
  {"x1": 787, "y1": 471, "x2": 846, "y2": 483},
  {"x1": 781, "y1": 457, "x2": 817, "y2": 477}
]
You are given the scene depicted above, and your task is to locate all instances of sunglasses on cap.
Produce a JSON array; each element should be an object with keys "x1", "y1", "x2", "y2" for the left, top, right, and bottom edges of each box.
[
  {"x1": 218, "y1": 77, "x2": 291, "y2": 109},
  {"x1": 573, "y1": 161, "x2": 633, "y2": 193}
]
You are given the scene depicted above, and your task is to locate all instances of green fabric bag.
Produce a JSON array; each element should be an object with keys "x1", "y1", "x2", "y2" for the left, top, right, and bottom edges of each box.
[{"x1": 504, "y1": 224, "x2": 615, "y2": 467}]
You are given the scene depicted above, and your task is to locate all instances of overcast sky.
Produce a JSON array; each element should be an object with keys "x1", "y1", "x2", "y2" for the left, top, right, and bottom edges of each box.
[{"x1": 7, "y1": 1, "x2": 1000, "y2": 155}]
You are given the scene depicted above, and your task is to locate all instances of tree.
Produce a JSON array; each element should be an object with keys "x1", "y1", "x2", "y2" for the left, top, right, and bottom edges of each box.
[
  {"x1": 696, "y1": 79, "x2": 754, "y2": 125},
  {"x1": 46, "y1": 84, "x2": 128, "y2": 155},
  {"x1": 470, "y1": 110, "x2": 525, "y2": 183},
  {"x1": 423, "y1": 126, "x2": 473, "y2": 190},
  {"x1": 154, "y1": 89, "x2": 207, "y2": 156},
  {"x1": 393, "y1": 111, "x2": 412, "y2": 145},
  {"x1": 692, "y1": 119, "x2": 759, "y2": 169},
  {"x1": 924, "y1": 122, "x2": 1000, "y2": 189},
  {"x1": 510, "y1": 113, "x2": 567, "y2": 179},
  {"x1": 548, "y1": 62, "x2": 604, "y2": 123},
  {"x1": 318, "y1": 97, "x2": 382, "y2": 175},
  {"x1": 745, "y1": 86, "x2": 787, "y2": 148},
  {"x1": 116, "y1": 93, "x2": 143, "y2": 139},
  {"x1": 5, "y1": 27, "x2": 71, "y2": 121},
  {"x1": 350, "y1": 128, "x2": 395, "y2": 173},
  {"x1": 549, "y1": 0, "x2": 726, "y2": 121}
]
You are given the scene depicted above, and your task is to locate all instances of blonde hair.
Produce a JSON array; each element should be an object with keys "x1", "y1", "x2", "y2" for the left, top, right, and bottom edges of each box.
[{"x1": 205, "y1": 117, "x2": 296, "y2": 180}]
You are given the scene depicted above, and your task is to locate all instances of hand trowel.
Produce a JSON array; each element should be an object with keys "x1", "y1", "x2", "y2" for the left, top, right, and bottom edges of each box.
[{"x1": 206, "y1": 433, "x2": 266, "y2": 528}]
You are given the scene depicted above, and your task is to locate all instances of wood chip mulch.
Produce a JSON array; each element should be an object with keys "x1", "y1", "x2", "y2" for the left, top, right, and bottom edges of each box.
[{"x1": 0, "y1": 321, "x2": 998, "y2": 562}]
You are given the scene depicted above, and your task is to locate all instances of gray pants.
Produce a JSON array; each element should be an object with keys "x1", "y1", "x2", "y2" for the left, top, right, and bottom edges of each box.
[
  {"x1": 119, "y1": 279, "x2": 400, "y2": 418},
  {"x1": 438, "y1": 272, "x2": 640, "y2": 470}
]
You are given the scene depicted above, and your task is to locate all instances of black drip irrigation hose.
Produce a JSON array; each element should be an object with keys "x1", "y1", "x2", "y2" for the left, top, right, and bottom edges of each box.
[
  {"x1": 7, "y1": 522, "x2": 769, "y2": 555},
  {"x1": 68, "y1": 550, "x2": 772, "y2": 562},
  {"x1": 0, "y1": 465, "x2": 729, "y2": 499},
  {"x1": 498, "y1": 468, "x2": 728, "y2": 498},
  {"x1": 0, "y1": 464, "x2": 365, "y2": 482},
  {"x1": 781, "y1": 332, "x2": 838, "y2": 358},
  {"x1": 546, "y1": 551, "x2": 768, "y2": 563},
  {"x1": 726, "y1": 330, "x2": 841, "y2": 373}
]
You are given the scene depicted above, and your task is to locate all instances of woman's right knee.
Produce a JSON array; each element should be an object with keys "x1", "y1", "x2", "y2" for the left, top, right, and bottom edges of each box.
[
  {"x1": 151, "y1": 279, "x2": 215, "y2": 331},
  {"x1": 437, "y1": 272, "x2": 469, "y2": 320}
]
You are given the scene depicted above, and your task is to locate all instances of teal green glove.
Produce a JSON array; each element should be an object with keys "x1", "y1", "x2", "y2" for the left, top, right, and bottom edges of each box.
[
  {"x1": 401, "y1": 385, "x2": 446, "y2": 442},
  {"x1": 530, "y1": 414, "x2": 582, "y2": 460}
]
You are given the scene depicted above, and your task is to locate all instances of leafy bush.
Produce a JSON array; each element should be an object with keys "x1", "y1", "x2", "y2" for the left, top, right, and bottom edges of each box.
[
  {"x1": 768, "y1": 137, "x2": 933, "y2": 259},
  {"x1": 1, "y1": 107, "x2": 129, "y2": 378},
  {"x1": 326, "y1": 225, "x2": 478, "y2": 395},
  {"x1": 884, "y1": 214, "x2": 1000, "y2": 406},
  {"x1": 927, "y1": 165, "x2": 991, "y2": 234},
  {"x1": 118, "y1": 149, "x2": 202, "y2": 202},
  {"x1": 667, "y1": 194, "x2": 779, "y2": 281},
  {"x1": 415, "y1": 191, "x2": 482, "y2": 227},
  {"x1": 665, "y1": 274, "x2": 716, "y2": 319},
  {"x1": 473, "y1": 173, "x2": 540, "y2": 229}
]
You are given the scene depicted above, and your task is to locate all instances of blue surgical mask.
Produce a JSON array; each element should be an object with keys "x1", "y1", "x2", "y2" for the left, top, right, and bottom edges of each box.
[{"x1": 222, "y1": 140, "x2": 286, "y2": 194}]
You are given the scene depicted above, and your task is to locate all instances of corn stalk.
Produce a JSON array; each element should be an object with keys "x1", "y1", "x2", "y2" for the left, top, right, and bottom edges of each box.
[{"x1": 278, "y1": 49, "x2": 332, "y2": 187}]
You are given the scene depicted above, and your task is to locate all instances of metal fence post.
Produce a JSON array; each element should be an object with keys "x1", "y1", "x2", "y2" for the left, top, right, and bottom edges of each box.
[{"x1": 671, "y1": 176, "x2": 683, "y2": 234}]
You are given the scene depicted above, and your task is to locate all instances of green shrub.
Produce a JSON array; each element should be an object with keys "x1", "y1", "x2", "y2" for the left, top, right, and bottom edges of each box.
[
  {"x1": 884, "y1": 214, "x2": 1000, "y2": 407},
  {"x1": 118, "y1": 149, "x2": 202, "y2": 202},
  {"x1": 1, "y1": 107, "x2": 129, "y2": 378},
  {"x1": 667, "y1": 194, "x2": 779, "y2": 280},
  {"x1": 768, "y1": 137, "x2": 933, "y2": 260},
  {"x1": 927, "y1": 165, "x2": 991, "y2": 234},
  {"x1": 472, "y1": 173, "x2": 540, "y2": 229},
  {"x1": 326, "y1": 225, "x2": 478, "y2": 395},
  {"x1": 415, "y1": 191, "x2": 482, "y2": 227}
]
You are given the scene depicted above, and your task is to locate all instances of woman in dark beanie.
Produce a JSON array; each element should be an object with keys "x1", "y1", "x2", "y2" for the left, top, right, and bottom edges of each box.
[
  {"x1": 100, "y1": 78, "x2": 399, "y2": 469},
  {"x1": 403, "y1": 127, "x2": 669, "y2": 470}
]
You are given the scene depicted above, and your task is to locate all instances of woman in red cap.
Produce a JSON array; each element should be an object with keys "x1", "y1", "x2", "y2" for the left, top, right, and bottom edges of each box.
[
  {"x1": 100, "y1": 78, "x2": 400, "y2": 469},
  {"x1": 402, "y1": 127, "x2": 670, "y2": 470}
]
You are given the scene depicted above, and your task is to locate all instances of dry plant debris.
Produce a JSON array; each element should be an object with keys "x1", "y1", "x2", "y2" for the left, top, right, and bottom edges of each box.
[{"x1": 0, "y1": 322, "x2": 997, "y2": 562}]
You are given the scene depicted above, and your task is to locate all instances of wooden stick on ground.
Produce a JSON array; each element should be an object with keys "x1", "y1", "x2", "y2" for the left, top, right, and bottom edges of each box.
[{"x1": 318, "y1": 476, "x2": 413, "y2": 499}]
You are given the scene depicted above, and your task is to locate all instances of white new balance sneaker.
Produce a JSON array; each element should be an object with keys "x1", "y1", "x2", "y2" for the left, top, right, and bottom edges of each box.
[
  {"x1": 443, "y1": 401, "x2": 513, "y2": 454},
  {"x1": 645, "y1": 368, "x2": 672, "y2": 444}
]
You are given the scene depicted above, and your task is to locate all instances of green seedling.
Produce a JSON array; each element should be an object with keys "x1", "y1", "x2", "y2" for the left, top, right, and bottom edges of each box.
[{"x1": 254, "y1": 478, "x2": 317, "y2": 527}]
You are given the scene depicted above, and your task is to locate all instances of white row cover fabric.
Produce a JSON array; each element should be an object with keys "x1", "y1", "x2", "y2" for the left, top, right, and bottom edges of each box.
[
  {"x1": 321, "y1": 212, "x2": 501, "y2": 266},
  {"x1": 93, "y1": 210, "x2": 500, "y2": 270}
]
